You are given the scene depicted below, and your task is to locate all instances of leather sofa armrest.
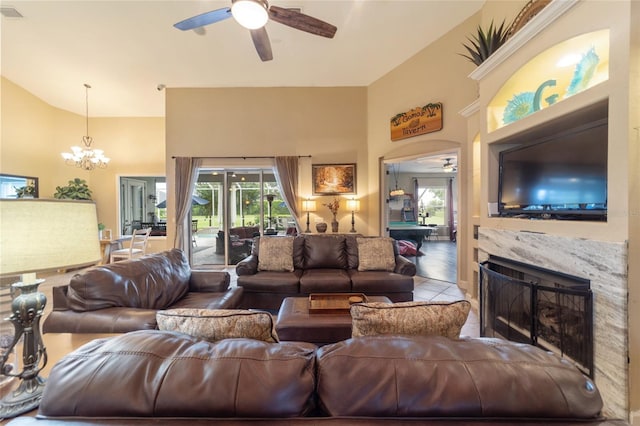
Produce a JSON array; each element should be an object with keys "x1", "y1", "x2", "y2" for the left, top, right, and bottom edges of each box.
[
  {"x1": 236, "y1": 255, "x2": 258, "y2": 276},
  {"x1": 189, "y1": 270, "x2": 230, "y2": 292},
  {"x1": 394, "y1": 255, "x2": 417, "y2": 276},
  {"x1": 51, "y1": 285, "x2": 71, "y2": 310}
]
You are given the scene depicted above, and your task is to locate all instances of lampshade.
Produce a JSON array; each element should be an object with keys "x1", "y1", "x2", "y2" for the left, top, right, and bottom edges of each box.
[
  {"x1": 231, "y1": 0, "x2": 269, "y2": 29},
  {"x1": 346, "y1": 199, "x2": 360, "y2": 212},
  {"x1": 302, "y1": 200, "x2": 316, "y2": 212},
  {"x1": 0, "y1": 199, "x2": 101, "y2": 276}
]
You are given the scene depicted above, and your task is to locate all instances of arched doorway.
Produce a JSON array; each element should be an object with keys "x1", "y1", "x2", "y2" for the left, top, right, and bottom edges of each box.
[{"x1": 382, "y1": 151, "x2": 459, "y2": 283}]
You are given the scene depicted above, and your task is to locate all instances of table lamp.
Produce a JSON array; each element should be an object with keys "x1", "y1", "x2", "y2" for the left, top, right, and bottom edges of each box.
[
  {"x1": 346, "y1": 198, "x2": 360, "y2": 233},
  {"x1": 0, "y1": 199, "x2": 101, "y2": 418},
  {"x1": 301, "y1": 199, "x2": 316, "y2": 233}
]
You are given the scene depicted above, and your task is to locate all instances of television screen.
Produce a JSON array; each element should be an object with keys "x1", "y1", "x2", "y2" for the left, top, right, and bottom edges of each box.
[{"x1": 498, "y1": 118, "x2": 607, "y2": 219}]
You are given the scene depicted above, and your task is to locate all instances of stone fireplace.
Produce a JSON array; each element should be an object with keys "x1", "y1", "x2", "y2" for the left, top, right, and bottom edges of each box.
[
  {"x1": 479, "y1": 255, "x2": 594, "y2": 378},
  {"x1": 478, "y1": 228, "x2": 628, "y2": 419}
]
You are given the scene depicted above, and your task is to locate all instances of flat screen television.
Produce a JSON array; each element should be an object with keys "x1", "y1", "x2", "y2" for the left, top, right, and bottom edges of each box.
[{"x1": 498, "y1": 118, "x2": 608, "y2": 220}]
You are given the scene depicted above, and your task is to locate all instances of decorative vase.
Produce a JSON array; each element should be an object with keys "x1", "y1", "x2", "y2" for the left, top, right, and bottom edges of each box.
[
  {"x1": 331, "y1": 215, "x2": 339, "y2": 233},
  {"x1": 316, "y1": 222, "x2": 328, "y2": 233}
]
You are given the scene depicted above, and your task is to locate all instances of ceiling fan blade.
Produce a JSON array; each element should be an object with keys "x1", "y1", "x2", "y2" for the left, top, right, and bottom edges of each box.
[
  {"x1": 250, "y1": 27, "x2": 273, "y2": 62},
  {"x1": 174, "y1": 7, "x2": 232, "y2": 31},
  {"x1": 268, "y1": 5, "x2": 337, "y2": 39}
]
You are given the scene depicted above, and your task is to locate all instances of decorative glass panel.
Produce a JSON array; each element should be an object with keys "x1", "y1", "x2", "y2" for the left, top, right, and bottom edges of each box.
[{"x1": 487, "y1": 30, "x2": 609, "y2": 132}]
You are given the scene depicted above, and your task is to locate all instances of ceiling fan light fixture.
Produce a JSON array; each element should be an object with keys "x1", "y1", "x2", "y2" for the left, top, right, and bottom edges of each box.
[
  {"x1": 231, "y1": 0, "x2": 269, "y2": 29},
  {"x1": 442, "y1": 158, "x2": 456, "y2": 173}
]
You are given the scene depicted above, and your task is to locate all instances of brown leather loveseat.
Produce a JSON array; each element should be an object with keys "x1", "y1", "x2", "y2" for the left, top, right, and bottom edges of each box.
[
  {"x1": 7, "y1": 331, "x2": 627, "y2": 425},
  {"x1": 236, "y1": 234, "x2": 416, "y2": 310},
  {"x1": 43, "y1": 249, "x2": 243, "y2": 333}
]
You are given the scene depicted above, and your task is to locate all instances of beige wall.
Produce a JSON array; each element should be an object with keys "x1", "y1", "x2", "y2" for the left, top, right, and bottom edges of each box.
[
  {"x1": 366, "y1": 11, "x2": 481, "y2": 291},
  {"x1": 628, "y1": 0, "x2": 639, "y2": 422},
  {"x1": 164, "y1": 87, "x2": 368, "y2": 240},
  {"x1": 1, "y1": 77, "x2": 166, "y2": 252}
]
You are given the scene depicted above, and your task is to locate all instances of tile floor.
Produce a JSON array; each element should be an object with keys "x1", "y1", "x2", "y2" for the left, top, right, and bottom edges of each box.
[{"x1": 412, "y1": 275, "x2": 479, "y2": 338}]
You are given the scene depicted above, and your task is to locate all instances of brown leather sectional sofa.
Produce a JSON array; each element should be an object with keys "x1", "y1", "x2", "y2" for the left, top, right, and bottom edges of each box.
[
  {"x1": 236, "y1": 234, "x2": 417, "y2": 310},
  {"x1": 6, "y1": 331, "x2": 627, "y2": 425},
  {"x1": 43, "y1": 249, "x2": 243, "y2": 333}
]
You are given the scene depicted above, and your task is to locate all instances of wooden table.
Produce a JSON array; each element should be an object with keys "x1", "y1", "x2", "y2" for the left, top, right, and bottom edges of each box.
[
  {"x1": 275, "y1": 296, "x2": 390, "y2": 345},
  {"x1": 99, "y1": 237, "x2": 131, "y2": 265}
]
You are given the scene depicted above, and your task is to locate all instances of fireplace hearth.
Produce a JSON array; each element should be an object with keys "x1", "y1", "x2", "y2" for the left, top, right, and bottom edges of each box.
[{"x1": 479, "y1": 256, "x2": 593, "y2": 377}]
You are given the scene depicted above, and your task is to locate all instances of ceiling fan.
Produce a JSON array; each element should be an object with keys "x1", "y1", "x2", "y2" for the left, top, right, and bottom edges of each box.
[
  {"x1": 174, "y1": 0, "x2": 337, "y2": 62},
  {"x1": 443, "y1": 158, "x2": 457, "y2": 173}
]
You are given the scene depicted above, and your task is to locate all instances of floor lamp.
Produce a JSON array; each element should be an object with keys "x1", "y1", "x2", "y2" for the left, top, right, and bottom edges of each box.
[
  {"x1": 302, "y1": 199, "x2": 316, "y2": 233},
  {"x1": 0, "y1": 199, "x2": 101, "y2": 418},
  {"x1": 346, "y1": 198, "x2": 360, "y2": 233}
]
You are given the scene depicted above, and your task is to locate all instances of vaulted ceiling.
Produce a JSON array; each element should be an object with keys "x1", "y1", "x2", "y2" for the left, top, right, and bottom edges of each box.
[{"x1": 1, "y1": 1, "x2": 483, "y2": 117}]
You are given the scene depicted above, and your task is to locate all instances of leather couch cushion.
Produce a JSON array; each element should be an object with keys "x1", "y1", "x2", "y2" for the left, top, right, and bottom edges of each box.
[
  {"x1": 304, "y1": 235, "x2": 347, "y2": 269},
  {"x1": 299, "y1": 269, "x2": 351, "y2": 293},
  {"x1": 157, "y1": 308, "x2": 279, "y2": 343},
  {"x1": 66, "y1": 249, "x2": 190, "y2": 311},
  {"x1": 258, "y1": 236, "x2": 295, "y2": 272},
  {"x1": 356, "y1": 237, "x2": 396, "y2": 271},
  {"x1": 349, "y1": 270, "x2": 415, "y2": 294},
  {"x1": 39, "y1": 330, "x2": 317, "y2": 418},
  {"x1": 351, "y1": 300, "x2": 470, "y2": 339},
  {"x1": 316, "y1": 335, "x2": 603, "y2": 418}
]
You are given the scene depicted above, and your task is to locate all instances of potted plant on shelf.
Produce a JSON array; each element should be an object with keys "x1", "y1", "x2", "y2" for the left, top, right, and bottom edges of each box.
[
  {"x1": 14, "y1": 184, "x2": 36, "y2": 198},
  {"x1": 53, "y1": 178, "x2": 93, "y2": 200},
  {"x1": 460, "y1": 20, "x2": 510, "y2": 66}
]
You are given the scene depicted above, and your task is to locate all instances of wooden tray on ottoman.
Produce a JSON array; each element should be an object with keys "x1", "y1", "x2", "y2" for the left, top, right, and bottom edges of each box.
[{"x1": 308, "y1": 293, "x2": 368, "y2": 314}]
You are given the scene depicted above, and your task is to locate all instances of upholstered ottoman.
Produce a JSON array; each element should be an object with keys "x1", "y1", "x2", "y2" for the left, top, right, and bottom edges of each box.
[{"x1": 275, "y1": 296, "x2": 391, "y2": 345}]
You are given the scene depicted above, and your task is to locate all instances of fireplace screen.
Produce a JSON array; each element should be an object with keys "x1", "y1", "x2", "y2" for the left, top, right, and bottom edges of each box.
[{"x1": 479, "y1": 256, "x2": 593, "y2": 377}]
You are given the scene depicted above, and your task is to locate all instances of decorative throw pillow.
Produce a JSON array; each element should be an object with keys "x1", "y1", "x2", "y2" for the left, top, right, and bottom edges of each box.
[
  {"x1": 258, "y1": 236, "x2": 294, "y2": 272},
  {"x1": 157, "y1": 308, "x2": 279, "y2": 343},
  {"x1": 351, "y1": 300, "x2": 471, "y2": 339},
  {"x1": 356, "y1": 237, "x2": 396, "y2": 271}
]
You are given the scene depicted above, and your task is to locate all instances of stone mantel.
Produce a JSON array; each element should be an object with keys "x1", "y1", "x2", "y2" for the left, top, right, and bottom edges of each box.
[{"x1": 478, "y1": 227, "x2": 628, "y2": 419}]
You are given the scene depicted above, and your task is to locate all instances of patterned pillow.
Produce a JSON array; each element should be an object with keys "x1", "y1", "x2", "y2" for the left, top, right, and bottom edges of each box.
[
  {"x1": 351, "y1": 300, "x2": 471, "y2": 339},
  {"x1": 157, "y1": 308, "x2": 279, "y2": 343},
  {"x1": 356, "y1": 237, "x2": 396, "y2": 271},
  {"x1": 258, "y1": 236, "x2": 294, "y2": 272}
]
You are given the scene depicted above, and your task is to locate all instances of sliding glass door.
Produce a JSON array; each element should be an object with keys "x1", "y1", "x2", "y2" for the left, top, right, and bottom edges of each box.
[{"x1": 192, "y1": 167, "x2": 294, "y2": 267}]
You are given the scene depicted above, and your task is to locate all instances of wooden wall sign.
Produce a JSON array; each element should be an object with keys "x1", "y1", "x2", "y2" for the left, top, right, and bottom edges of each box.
[{"x1": 390, "y1": 102, "x2": 443, "y2": 141}]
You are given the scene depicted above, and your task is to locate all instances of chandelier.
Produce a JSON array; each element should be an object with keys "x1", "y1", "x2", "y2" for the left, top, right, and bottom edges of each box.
[{"x1": 61, "y1": 84, "x2": 110, "y2": 170}]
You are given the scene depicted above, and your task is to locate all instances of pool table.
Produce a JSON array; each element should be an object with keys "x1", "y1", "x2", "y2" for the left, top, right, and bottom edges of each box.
[{"x1": 388, "y1": 223, "x2": 435, "y2": 251}]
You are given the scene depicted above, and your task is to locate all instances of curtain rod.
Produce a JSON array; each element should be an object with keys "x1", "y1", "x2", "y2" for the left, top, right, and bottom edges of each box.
[{"x1": 171, "y1": 155, "x2": 312, "y2": 159}]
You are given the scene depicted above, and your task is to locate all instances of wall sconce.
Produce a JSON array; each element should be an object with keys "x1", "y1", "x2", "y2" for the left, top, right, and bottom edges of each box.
[
  {"x1": 301, "y1": 199, "x2": 316, "y2": 233},
  {"x1": 346, "y1": 198, "x2": 360, "y2": 233}
]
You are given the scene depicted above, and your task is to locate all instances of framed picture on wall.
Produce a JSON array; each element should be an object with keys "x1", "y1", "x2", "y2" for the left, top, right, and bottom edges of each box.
[{"x1": 312, "y1": 164, "x2": 356, "y2": 195}]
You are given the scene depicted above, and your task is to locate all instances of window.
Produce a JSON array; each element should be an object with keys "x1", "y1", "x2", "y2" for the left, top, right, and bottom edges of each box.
[
  {"x1": 119, "y1": 176, "x2": 166, "y2": 235},
  {"x1": 417, "y1": 185, "x2": 446, "y2": 225},
  {"x1": 192, "y1": 168, "x2": 295, "y2": 267}
]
